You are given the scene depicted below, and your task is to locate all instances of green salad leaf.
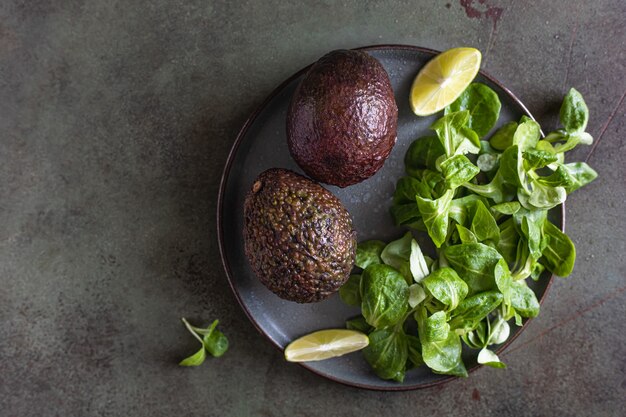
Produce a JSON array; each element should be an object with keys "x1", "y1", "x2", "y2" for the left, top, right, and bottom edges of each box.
[
  {"x1": 180, "y1": 318, "x2": 228, "y2": 366},
  {"x1": 446, "y1": 83, "x2": 502, "y2": 136},
  {"x1": 417, "y1": 307, "x2": 467, "y2": 377},
  {"x1": 380, "y1": 233, "x2": 412, "y2": 272},
  {"x1": 431, "y1": 110, "x2": 481, "y2": 157},
  {"x1": 346, "y1": 316, "x2": 373, "y2": 333},
  {"x1": 489, "y1": 121, "x2": 517, "y2": 151},
  {"x1": 541, "y1": 220, "x2": 576, "y2": 276},
  {"x1": 355, "y1": 240, "x2": 386, "y2": 269},
  {"x1": 179, "y1": 346, "x2": 206, "y2": 367},
  {"x1": 405, "y1": 135, "x2": 445, "y2": 173},
  {"x1": 560, "y1": 87, "x2": 589, "y2": 133},
  {"x1": 416, "y1": 189, "x2": 455, "y2": 248},
  {"x1": 443, "y1": 243, "x2": 501, "y2": 294},
  {"x1": 339, "y1": 274, "x2": 362, "y2": 306},
  {"x1": 363, "y1": 328, "x2": 408, "y2": 382},
  {"x1": 360, "y1": 264, "x2": 409, "y2": 328},
  {"x1": 471, "y1": 200, "x2": 500, "y2": 243},
  {"x1": 440, "y1": 154, "x2": 480, "y2": 189},
  {"x1": 422, "y1": 267, "x2": 468, "y2": 311}
]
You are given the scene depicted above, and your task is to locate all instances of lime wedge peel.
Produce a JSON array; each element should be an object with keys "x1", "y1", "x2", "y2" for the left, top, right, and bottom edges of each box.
[
  {"x1": 284, "y1": 329, "x2": 369, "y2": 362},
  {"x1": 410, "y1": 47, "x2": 482, "y2": 116}
]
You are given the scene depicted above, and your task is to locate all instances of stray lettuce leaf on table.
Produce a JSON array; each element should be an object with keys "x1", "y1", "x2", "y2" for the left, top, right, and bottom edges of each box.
[{"x1": 180, "y1": 318, "x2": 229, "y2": 367}]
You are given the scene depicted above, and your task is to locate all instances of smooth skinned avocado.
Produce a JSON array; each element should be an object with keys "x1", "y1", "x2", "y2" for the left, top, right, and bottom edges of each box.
[
  {"x1": 287, "y1": 49, "x2": 398, "y2": 187},
  {"x1": 243, "y1": 168, "x2": 356, "y2": 303}
]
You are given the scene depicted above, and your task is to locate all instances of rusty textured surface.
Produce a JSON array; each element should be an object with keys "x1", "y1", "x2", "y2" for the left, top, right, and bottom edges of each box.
[{"x1": 0, "y1": 0, "x2": 625, "y2": 416}]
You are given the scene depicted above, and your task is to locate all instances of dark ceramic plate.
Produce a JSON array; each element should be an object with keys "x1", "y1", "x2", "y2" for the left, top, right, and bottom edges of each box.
[{"x1": 218, "y1": 45, "x2": 560, "y2": 390}]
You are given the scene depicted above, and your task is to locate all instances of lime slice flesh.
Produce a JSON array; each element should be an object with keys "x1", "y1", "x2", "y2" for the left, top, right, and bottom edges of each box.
[
  {"x1": 410, "y1": 47, "x2": 482, "y2": 116},
  {"x1": 284, "y1": 329, "x2": 369, "y2": 362}
]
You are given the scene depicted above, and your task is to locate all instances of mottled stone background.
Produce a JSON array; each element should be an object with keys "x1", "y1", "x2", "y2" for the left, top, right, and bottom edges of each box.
[{"x1": 0, "y1": 1, "x2": 624, "y2": 416}]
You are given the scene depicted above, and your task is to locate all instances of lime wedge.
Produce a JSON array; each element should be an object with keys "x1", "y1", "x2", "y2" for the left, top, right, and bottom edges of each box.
[
  {"x1": 284, "y1": 329, "x2": 369, "y2": 362},
  {"x1": 410, "y1": 47, "x2": 482, "y2": 116}
]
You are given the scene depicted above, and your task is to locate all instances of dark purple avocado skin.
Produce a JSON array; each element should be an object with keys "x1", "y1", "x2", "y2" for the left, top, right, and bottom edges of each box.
[
  {"x1": 287, "y1": 49, "x2": 398, "y2": 187},
  {"x1": 243, "y1": 168, "x2": 356, "y2": 303}
]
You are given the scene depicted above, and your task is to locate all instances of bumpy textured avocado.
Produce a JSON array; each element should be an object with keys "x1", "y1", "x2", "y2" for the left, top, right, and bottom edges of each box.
[
  {"x1": 287, "y1": 49, "x2": 398, "y2": 187},
  {"x1": 243, "y1": 168, "x2": 356, "y2": 303}
]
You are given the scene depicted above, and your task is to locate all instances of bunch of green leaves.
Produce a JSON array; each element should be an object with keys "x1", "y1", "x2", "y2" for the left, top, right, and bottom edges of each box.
[
  {"x1": 343, "y1": 86, "x2": 597, "y2": 381},
  {"x1": 179, "y1": 318, "x2": 229, "y2": 366},
  {"x1": 394, "y1": 85, "x2": 595, "y2": 278}
]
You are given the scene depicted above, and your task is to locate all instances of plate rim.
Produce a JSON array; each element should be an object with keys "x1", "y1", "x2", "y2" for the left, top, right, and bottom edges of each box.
[{"x1": 216, "y1": 44, "x2": 563, "y2": 391}]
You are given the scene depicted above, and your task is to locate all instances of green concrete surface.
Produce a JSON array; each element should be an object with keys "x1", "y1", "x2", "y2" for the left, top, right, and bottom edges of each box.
[{"x1": 1, "y1": 0, "x2": 625, "y2": 416}]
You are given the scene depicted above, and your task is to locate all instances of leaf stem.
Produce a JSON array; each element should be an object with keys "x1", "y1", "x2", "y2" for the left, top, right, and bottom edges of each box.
[{"x1": 181, "y1": 318, "x2": 205, "y2": 345}]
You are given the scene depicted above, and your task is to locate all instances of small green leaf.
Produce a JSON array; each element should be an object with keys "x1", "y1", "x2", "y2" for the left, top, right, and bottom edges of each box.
[
  {"x1": 477, "y1": 348, "x2": 506, "y2": 368},
  {"x1": 443, "y1": 243, "x2": 502, "y2": 294},
  {"x1": 523, "y1": 181, "x2": 567, "y2": 210},
  {"x1": 405, "y1": 136, "x2": 446, "y2": 173},
  {"x1": 204, "y1": 328, "x2": 229, "y2": 357},
  {"x1": 380, "y1": 233, "x2": 413, "y2": 272},
  {"x1": 356, "y1": 240, "x2": 387, "y2": 269},
  {"x1": 390, "y1": 203, "x2": 422, "y2": 226},
  {"x1": 471, "y1": 200, "x2": 500, "y2": 243},
  {"x1": 423, "y1": 311, "x2": 450, "y2": 342},
  {"x1": 560, "y1": 88, "x2": 589, "y2": 133},
  {"x1": 494, "y1": 258, "x2": 513, "y2": 305},
  {"x1": 499, "y1": 145, "x2": 528, "y2": 191},
  {"x1": 430, "y1": 111, "x2": 480, "y2": 157},
  {"x1": 346, "y1": 316, "x2": 373, "y2": 333},
  {"x1": 179, "y1": 346, "x2": 206, "y2": 367},
  {"x1": 180, "y1": 318, "x2": 228, "y2": 365},
  {"x1": 514, "y1": 209, "x2": 547, "y2": 260},
  {"x1": 477, "y1": 153, "x2": 498, "y2": 172},
  {"x1": 462, "y1": 330, "x2": 484, "y2": 349},
  {"x1": 456, "y1": 224, "x2": 478, "y2": 244},
  {"x1": 509, "y1": 240, "x2": 537, "y2": 281},
  {"x1": 363, "y1": 328, "x2": 408, "y2": 382},
  {"x1": 422, "y1": 267, "x2": 468, "y2": 311},
  {"x1": 416, "y1": 189, "x2": 455, "y2": 248},
  {"x1": 418, "y1": 309, "x2": 465, "y2": 375},
  {"x1": 463, "y1": 148, "x2": 520, "y2": 204},
  {"x1": 408, "y1": 283, "x2": 427, "y2": 308},
  {"x1": 531, "y1": 261, "x2": 546, "y2": 281},
  {"x1": 406, "y1": 335, "x2": 424, "y2": 368},
  {"x1": 523, "y1": 149, "x2": 558, "y2": 170},
  {"x1": 497, "y1": 218, "x2": 520, "y2": 264},
  {"x1": 489, "y1": 121, "x2": 517, "y2": 151},
  {"x1": 488, "y1": 316, "x2": 510, "y2": 345},
  {"x1": 419, "y1": 169, "x2": 448, "y2": 199},
  {"x1": 509, "y1": 281, "x2": 540, "y2": 318},
  {"x1": 495, "y1": 258, "x2": 540, "y2": 318},
  {"x1": 449, "y1": 291, "x2": 503, "y2": 333},
  {"x1": 449, "y1": 194, "x2": 485, "y2": 226},
  {"x1": 339, "y1": 274, "x2": 362, "y2": 306},
  {"x1": 513, "y1": 118, "x2": 541, "y2": 152},
  {"x1": 561, "y1": 162, "x2": 598, "y2": 193},
  {"x1": 440, "y1": 154, "x2": 480, "y2": 190},
  {"x1": 550, "y1": 131, "x2": 593, "y2": 154},
  {"x1": 446, "y1": 83, "x2": 502, "y2": 137},
  {"x1": 393, "y1": 177, "x2": 424, "y2": 205},
  {"x1": 409, "y1": 239, "x2": 430, "y2": 282},
  {"x1": 541, "y1": 220, "x2": 576, "y2": 277},
  {"x1": 360, "y1": 264, "x2": 409, "y2": 328},
  {"x1": 490, "y1": 202, "x2": 520, "y2": 216},
  {"x1": 535, "y1": 165, "x2": 573, "y2": 188}
]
